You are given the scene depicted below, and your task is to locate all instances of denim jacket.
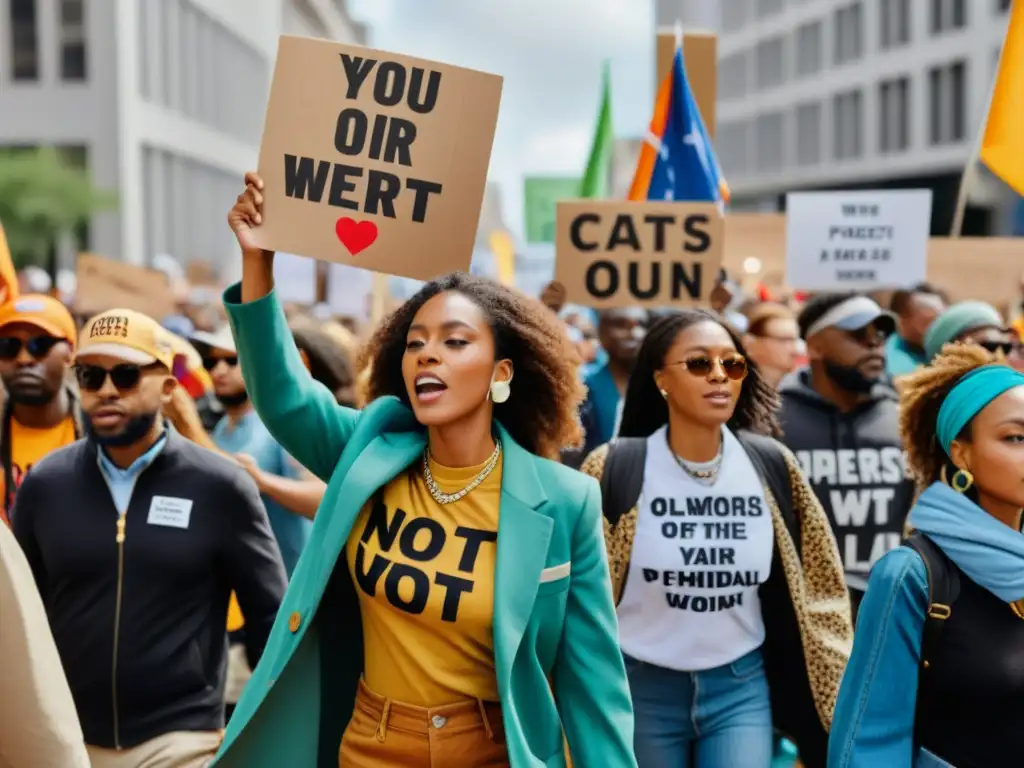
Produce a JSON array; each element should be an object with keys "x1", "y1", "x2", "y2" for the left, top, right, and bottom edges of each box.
[{"x1": 827, "y1": 547, "x2": 929, "y2": 767}]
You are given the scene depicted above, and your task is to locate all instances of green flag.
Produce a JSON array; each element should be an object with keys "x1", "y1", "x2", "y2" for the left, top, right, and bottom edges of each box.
[
  {"x1": 578, "y1": 61, "x2": 613, "y2": 199},
  {"x1": 523, "y1": 176, "x2": 580, "y2": 244}
]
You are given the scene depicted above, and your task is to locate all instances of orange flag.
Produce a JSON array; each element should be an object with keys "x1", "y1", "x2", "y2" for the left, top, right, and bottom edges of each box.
[
  {"x1": 981, "y1": 1, "x2": 1024, "y2": 195},
  {"x1": 0, "y1": 222, "x2": 19, "y2": 308}
]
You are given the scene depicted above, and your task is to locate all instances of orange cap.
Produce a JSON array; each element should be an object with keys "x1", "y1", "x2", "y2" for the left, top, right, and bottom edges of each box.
[{"x1": 0, "y1": 294, "x2": 77, "y2": 349}]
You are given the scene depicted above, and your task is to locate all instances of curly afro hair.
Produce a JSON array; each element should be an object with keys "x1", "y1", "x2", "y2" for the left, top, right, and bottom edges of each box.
[
  {"x1": 897, "y1": 342, "x2": 1003, "y2": 495},
  {"x1": 359, "y1": 272, "x2": 584, "y2": 460},
  {"x1": 618, "y1": 309, "x2": 781, "y2": 440}
]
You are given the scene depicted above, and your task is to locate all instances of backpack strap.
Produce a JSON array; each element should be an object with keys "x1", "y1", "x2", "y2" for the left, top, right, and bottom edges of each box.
[
  {"x1": 599, "y1": 437, "x2": 647, "y2": 527},
  {"x1": 904, "y1": 532, "x2": 960, "y2": 672},
  {"x1": 736, "y1": 430, "x2": 799, "y2": 543},
  {"x1": 904, "y1": 531, "x2": 960, "y2": 750}
]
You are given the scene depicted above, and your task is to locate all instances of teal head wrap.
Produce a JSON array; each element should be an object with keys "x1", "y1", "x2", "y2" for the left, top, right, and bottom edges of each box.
[{"x1": 936, "y1": 365, "x2": 1024, "y2": 455}]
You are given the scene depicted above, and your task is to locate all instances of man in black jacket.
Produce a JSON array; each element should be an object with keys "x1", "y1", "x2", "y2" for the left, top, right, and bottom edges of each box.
[
  {"x1": 778, "y1": 293, "x2": 914, "y2": 618},
  {"x1": 13, "y1": 308, "x2": 287, "y2": 768}
]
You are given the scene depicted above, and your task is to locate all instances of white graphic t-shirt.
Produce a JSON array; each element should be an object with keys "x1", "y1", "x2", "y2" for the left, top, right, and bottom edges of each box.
[{"x1": 617, "y1": 425, "x2": 774, "y2": 671}]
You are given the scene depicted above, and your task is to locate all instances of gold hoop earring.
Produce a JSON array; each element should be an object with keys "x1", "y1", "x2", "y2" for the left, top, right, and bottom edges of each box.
[{"x1": 951, "y1": 468, "x2": 974, "y2": 493}]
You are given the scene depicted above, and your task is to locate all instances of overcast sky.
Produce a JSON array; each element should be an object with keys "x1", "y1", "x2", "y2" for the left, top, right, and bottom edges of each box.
[{"x1": 348, "y1": 0, "x2": 654, "y2": 240}]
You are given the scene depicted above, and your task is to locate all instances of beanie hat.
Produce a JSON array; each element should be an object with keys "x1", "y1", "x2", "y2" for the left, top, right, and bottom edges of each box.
[{"x1": 924, "y1": 300, "x2": 1004, "y2": 361}]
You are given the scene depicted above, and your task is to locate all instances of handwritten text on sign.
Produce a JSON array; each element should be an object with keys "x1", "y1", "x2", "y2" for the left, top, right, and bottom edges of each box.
[
  {"x1": 785, "y1": 189, "x2": 932, "y2": 290},
  {"x1": 253, "y1": 36, "x2": 503, "y2": 281},
  {"x1": 555, "y1": 200, "x2": 724, "y2": 309}
]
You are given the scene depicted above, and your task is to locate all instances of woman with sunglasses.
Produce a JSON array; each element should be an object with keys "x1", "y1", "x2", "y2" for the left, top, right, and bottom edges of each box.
[
  {"x1": 829, "y1": 345, "x2": 1024, "y2": 767},
  {"x1": 212, "y1": 173, "x2": 636, "y2": 768},
  {"x1": 922, "y1": 300, "x2": 1022, "y2": 366},
  {"x1": 581, "y1": 310, "x2": 851, "y2": 768}
]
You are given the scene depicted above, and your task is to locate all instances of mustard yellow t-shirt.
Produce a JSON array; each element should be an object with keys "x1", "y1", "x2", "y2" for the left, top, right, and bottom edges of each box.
[
  {"x1": 1, "y1": 417, "x2": 77, "y2": 522},
  {"x1": 346, "y1": 453, "x2": 502, "y2": 707}
]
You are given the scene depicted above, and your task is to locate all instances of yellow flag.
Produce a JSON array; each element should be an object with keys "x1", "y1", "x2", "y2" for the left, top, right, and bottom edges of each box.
[
  {"x1": 488, "y1": 230, "x2": 516, "y2": 287},
  {"x1": 981, "y1": 2, "x2": 1024, "y2": 195},
  {"x1": 0, "y1": 221, "x2": 19, "y2": 308}
]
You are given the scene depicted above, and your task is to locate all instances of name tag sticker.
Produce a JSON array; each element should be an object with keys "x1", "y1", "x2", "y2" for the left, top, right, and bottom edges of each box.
[{"x1": 147, "y1": 496, "x2": 194, "y2": 529}]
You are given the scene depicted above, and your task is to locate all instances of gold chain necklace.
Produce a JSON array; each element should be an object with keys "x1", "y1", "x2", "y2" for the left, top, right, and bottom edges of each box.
[{"x1": 423, "y1": 441, "x2": 501, "y2": 505}]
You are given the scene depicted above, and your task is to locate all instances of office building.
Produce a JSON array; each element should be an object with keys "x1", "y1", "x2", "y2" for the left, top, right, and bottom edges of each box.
[
  {"x1": 0, "y1": 0, "x2": 367, "y2": 273},
  {"x1": 712, "y1": 0, "x2": 1015, "y2": 233}
]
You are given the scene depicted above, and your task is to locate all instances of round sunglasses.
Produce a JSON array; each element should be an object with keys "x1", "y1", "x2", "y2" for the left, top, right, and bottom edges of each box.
[
  {"x1": 0, "y1": 336, "x2": 65, "y2": 360},
  {"x1": 74, "y1": 362, "x2": 163, "y2": 393},
  {"x1": 666, "y1": 354, "x2": 749, "y2": 381}
]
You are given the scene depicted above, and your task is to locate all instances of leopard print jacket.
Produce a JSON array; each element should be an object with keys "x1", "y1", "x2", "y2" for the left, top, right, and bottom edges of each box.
[{"x1": 581, "y1": 441, "x2": 854, "y2": 730}]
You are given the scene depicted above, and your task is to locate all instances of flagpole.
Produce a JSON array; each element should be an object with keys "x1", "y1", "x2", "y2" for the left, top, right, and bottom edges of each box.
[{"x1": 950, "y1": 33, "x2": 1004, "y2": 237}]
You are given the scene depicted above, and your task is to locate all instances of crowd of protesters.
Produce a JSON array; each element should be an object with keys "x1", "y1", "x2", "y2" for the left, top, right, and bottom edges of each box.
[{"x1": 2, "y1": 178, "x2": 1024, "y2": 768}]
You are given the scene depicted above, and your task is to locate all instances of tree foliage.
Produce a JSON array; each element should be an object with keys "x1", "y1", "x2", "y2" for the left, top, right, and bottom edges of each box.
[{"x1": 0, "y1": 148, "x2": 118, "y2": 268}]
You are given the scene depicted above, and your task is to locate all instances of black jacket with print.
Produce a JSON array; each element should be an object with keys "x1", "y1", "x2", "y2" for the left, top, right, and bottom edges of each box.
[
  {"x1": 778, "y1": 368, "x2": 914, "y2": 605},
  {"x1": 12, "y1": 430, "x2": 287, "y2": 749}
]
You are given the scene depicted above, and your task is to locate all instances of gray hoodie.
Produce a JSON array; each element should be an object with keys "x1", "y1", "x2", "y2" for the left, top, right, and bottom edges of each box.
[{"x1": 777, "y1": 368, "x2": 914, "y2": 594}]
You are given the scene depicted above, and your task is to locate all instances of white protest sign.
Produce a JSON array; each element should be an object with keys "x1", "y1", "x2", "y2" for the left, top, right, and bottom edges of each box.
[
  {"x1": 273, "y1": 253, "x2": 317, "y2": 305},
  {"x1": 785, "y1": 190, "x2": 932, "y2": 290}
]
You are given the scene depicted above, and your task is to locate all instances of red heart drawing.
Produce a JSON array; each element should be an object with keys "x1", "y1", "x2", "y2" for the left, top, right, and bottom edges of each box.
[{"x1": 334, "y1": 217, "x2": 378, "y2": 256}]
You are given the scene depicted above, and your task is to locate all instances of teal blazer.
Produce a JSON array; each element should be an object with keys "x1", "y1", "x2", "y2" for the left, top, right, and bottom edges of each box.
[{"x1": 212, "y1": 285, "x2": 636, "y2": 768}]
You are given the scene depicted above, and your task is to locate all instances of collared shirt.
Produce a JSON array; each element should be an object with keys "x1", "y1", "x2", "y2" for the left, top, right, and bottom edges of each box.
[
  {"x1": 213, "y1": 408, "x2": 310, "y2": 575},
  {"x1": 97, "y1": 433, "x2": 168, "y2": 514}
]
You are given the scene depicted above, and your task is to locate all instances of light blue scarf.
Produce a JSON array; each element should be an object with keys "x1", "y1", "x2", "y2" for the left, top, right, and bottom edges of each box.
[{"x1": 909, "y1": 482, "x2": 1024, "y2": 602}]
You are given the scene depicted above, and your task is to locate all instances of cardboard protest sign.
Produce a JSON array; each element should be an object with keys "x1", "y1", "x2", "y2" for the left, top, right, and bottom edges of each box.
[
  {"x1": 723, "y1": 213, "x2": 785, "y2": 274},
  {"x1": 656, "y1": 29, "x2": 717, "y2": 138},
  {"x1": 75, "y1": 253, "x2": 177, "y2": 320},
  {"x1": 555, "y1": 201, "x2": 723, "y2": 308},
  {"x1": 785, "y1": 190, "x2": 932, "y2": 290},
  {"x1": 927, "y1": 237, "x2": 1024, "y2": 305},
  {"x1": 253, "y1": 36, "x2": 503, "y2": 282}
]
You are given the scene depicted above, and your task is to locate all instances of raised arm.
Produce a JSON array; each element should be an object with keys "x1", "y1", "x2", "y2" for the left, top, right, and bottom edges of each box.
[{"x1": 226, "y1": 172, "x2": 359, "y2": 481}]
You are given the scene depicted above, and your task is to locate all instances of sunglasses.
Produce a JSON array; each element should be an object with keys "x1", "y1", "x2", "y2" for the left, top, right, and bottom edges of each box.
[
  {"x1": 844, "y1": 325, "x2": 890, "y2": 346},
  {"x1": 0, "y1": 336, "x2": 64, "y2": 360},
  {"x1": 979, "y1": 340, "x2": 1016, "y2": 356},
  {"x1": 202, "y1": 355, "x2": 239, "y2": 371},
  {"x1": 668, "y1": 355, "x2": 749, "y2": 381},
  {"x1": 74, "y1": 363, "x2": 162, "y2": 393}
]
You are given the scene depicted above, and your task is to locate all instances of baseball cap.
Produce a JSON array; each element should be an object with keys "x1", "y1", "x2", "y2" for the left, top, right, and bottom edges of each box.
[
  {"x1": 189, "y1": 325, "x2": 236, "y2": 355},
  {"x1": 77, "y1": 309, "x2": 176, "y2": 369},
  {"x1": 0, "y1": 294, "x2": 78, "y2": 348},
  {"x1": 804, "y1": 296, "x2": 897, "y2": 340}
]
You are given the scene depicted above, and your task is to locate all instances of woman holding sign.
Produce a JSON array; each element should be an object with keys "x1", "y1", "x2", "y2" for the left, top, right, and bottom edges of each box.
[
  {"x1": 830, "y1": 345, "x2": 1024, "y2": 768},
  {"x1": 581, "y1": 311, "x2": 851, "y2": 768},
  {"x1": 213, "y1": 173, "x2": 636, "y2": 768}
]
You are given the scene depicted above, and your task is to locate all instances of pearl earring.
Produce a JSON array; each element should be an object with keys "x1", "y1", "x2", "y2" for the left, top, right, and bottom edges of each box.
[{"x1": 659, "y1": 389, "x2": 668, "y2": 399}]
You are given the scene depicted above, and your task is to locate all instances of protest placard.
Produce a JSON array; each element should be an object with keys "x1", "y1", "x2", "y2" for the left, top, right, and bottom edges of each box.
[
  {"x1": 75, "y1": 253, "x2": 177, "y2": 320},
  {"x1": 252, "y1": 36, "x2": 503, "y2": 282},
  {"x1": 555, "y1": 201, "x2": 723, "y2": 308},
  {"x1": 656, "y1": 29, "x2": 717, "y2": 138},
  {"x1": 785, "y1": 190, "x2": 932, "y2": 290}
]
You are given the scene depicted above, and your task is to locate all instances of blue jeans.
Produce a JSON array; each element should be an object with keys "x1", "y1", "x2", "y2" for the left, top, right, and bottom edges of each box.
[{"x1": 625, "y1": 648, "x2": 773, "y2": 768}]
